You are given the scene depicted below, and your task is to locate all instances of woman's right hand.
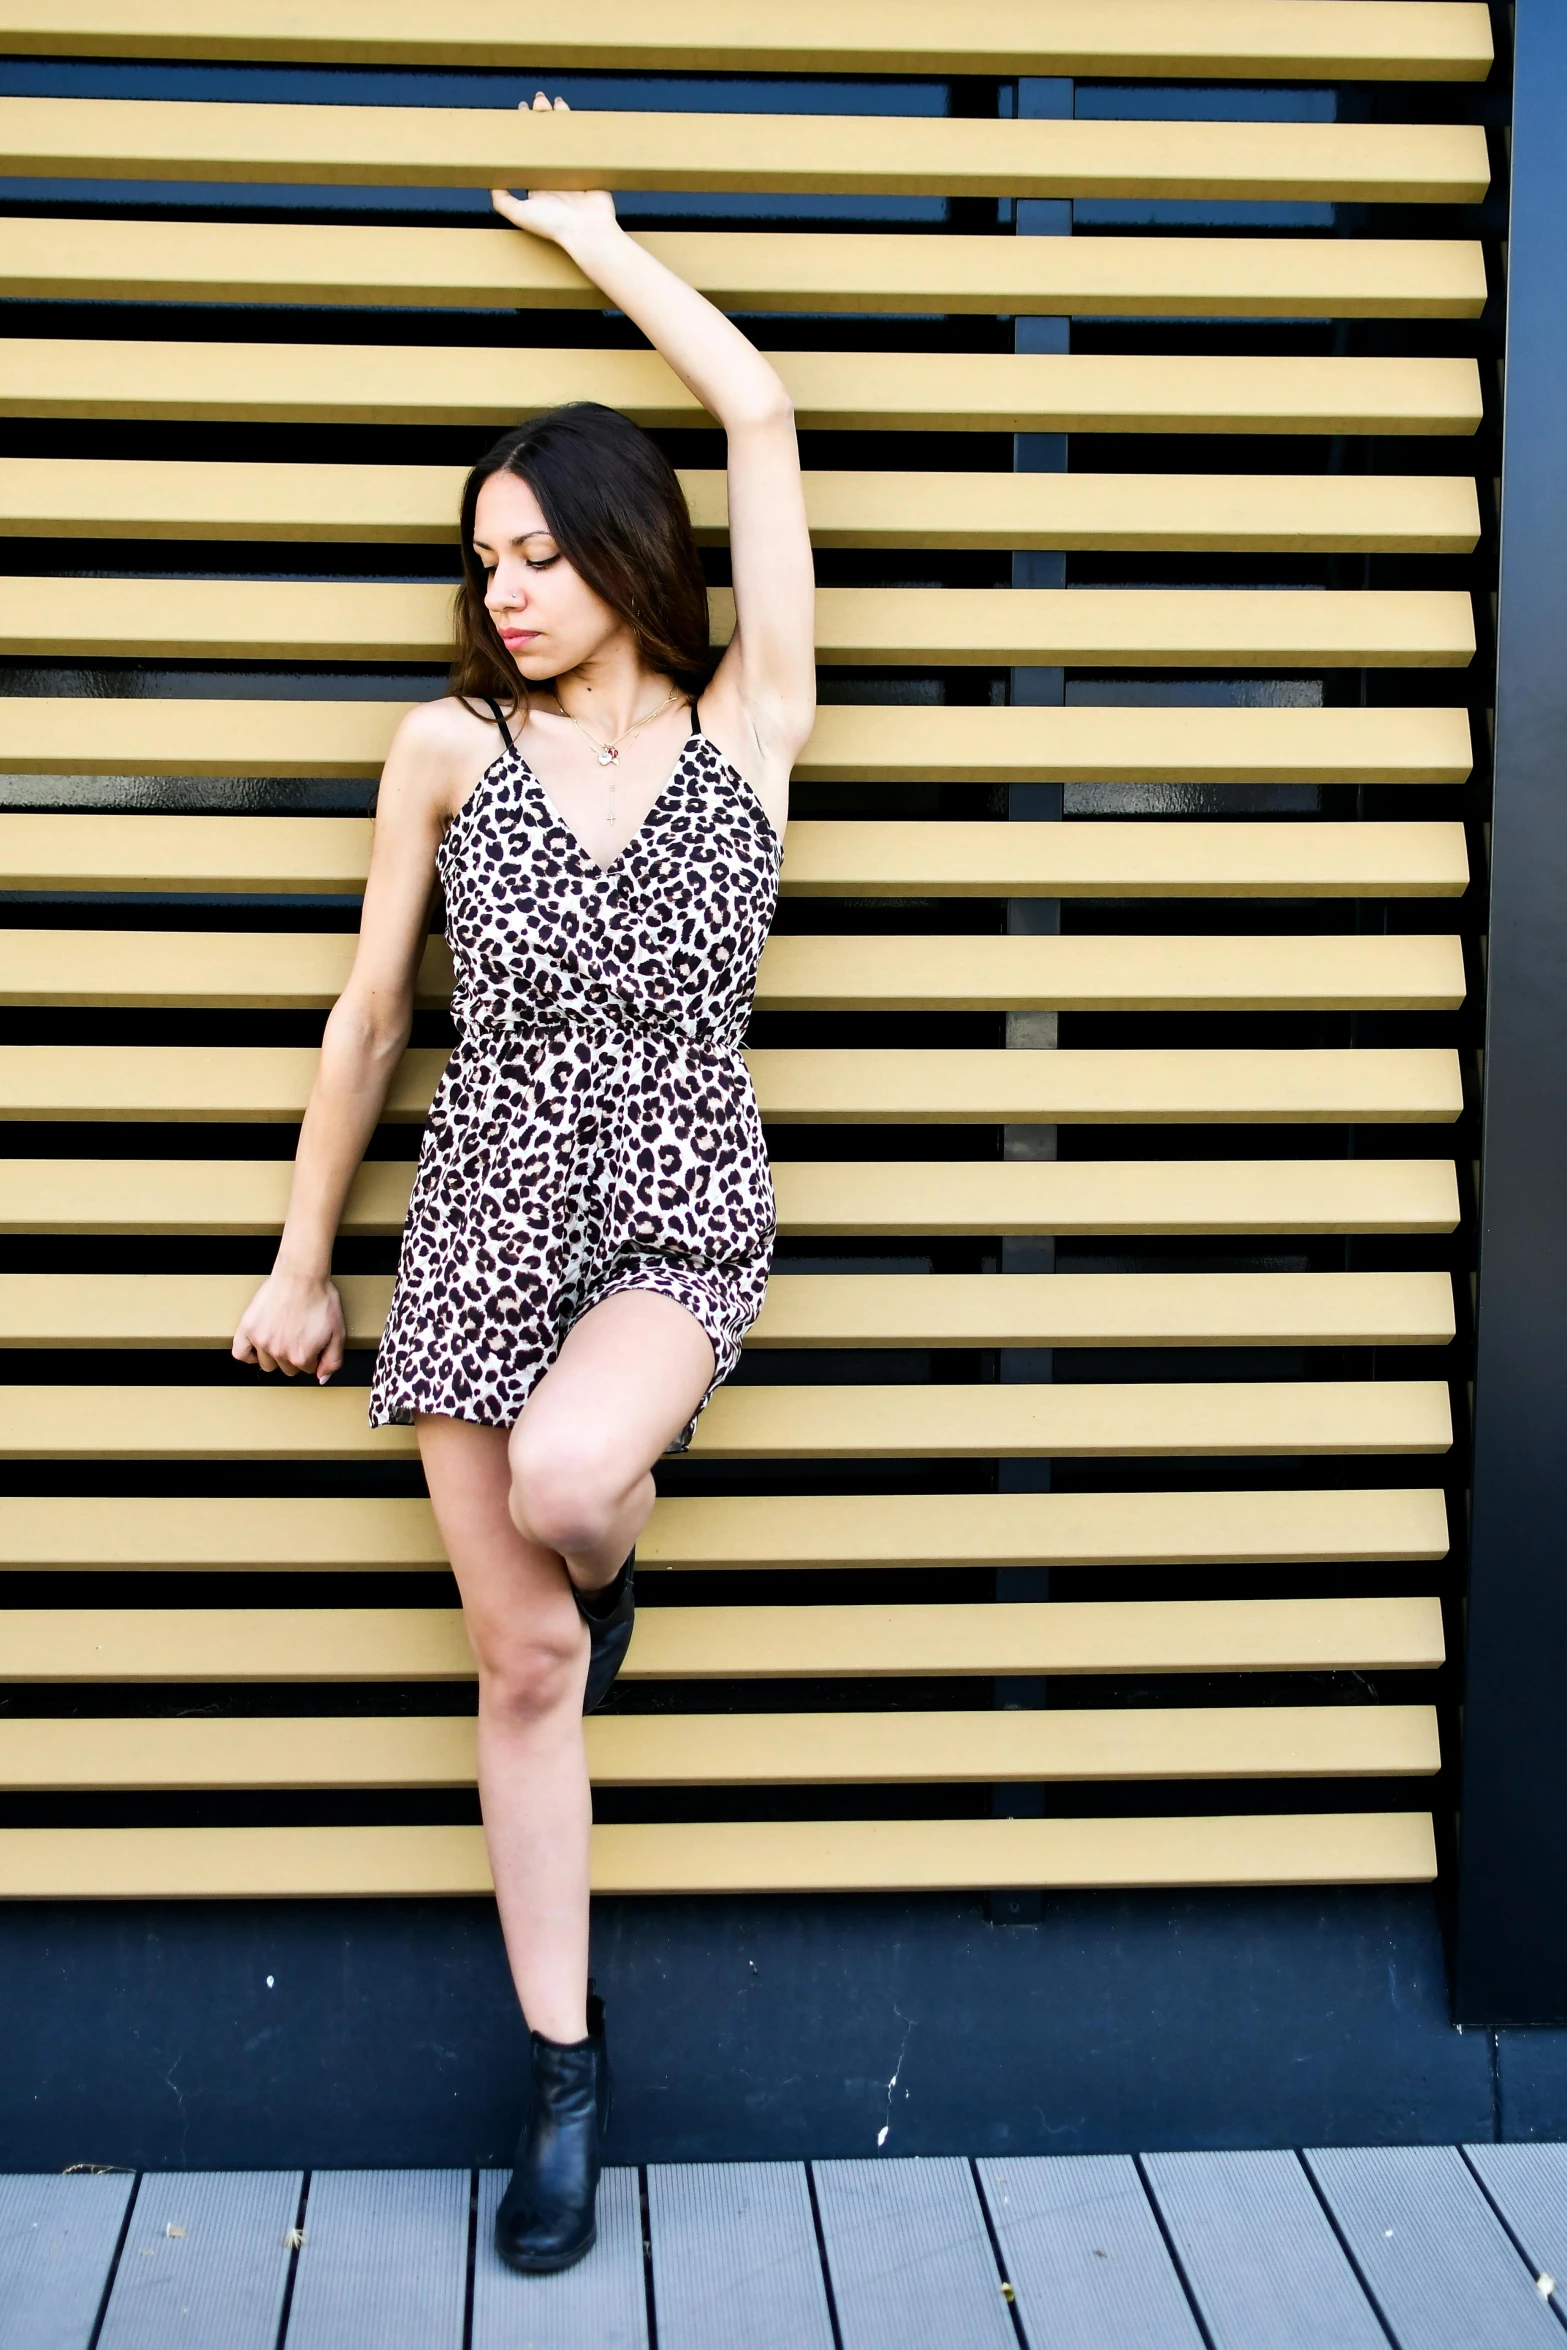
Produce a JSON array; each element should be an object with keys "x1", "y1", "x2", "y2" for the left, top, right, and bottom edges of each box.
[{"x1": 232, "y1": 1269, "x2": 346, "y2": 1384}]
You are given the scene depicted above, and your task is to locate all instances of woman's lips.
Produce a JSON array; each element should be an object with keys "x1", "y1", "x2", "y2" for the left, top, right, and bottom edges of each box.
[{"x1": 498, "y1": 628, "x2": 539, "y2": 647}]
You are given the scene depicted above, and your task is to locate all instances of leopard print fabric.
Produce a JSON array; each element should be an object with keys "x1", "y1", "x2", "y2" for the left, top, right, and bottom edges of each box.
[{"x1": 368, "y1": 710, "x2": 782, "y2": 1449}]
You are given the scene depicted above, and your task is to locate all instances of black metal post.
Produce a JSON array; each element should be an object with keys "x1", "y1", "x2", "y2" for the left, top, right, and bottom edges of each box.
[
  {"x1": 1452, "y1": 0, "x2": 1567, "y2": 2025},
  {"x1": 989, "y1": 77, "x2": 1071, "y2": 1921}
]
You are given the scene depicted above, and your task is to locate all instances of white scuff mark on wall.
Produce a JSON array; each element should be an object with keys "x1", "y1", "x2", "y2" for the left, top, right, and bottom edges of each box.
[{"x1": 876, "y1": 2007, "x2": 916, "y2": 2150}]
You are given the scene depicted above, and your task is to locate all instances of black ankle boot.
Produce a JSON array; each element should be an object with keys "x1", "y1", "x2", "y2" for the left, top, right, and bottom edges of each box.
[
  {"x1": 493, "y1": 2013, "x2": 607, "y2": 2274},
  {"x1": 572, "y1": 1551, "x2": 635, "y2": 1713}
]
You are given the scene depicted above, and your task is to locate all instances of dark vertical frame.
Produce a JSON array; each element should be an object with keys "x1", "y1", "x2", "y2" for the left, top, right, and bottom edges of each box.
[
  {"x1": 988, "y1": 76, "x2": 1071, "y2": 1920},
  {"x1": 1453, "y1": 0, "x2": 1567, "y2": 2026}
]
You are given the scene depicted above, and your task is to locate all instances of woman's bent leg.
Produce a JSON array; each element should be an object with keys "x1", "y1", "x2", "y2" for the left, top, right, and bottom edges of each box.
[
  {"x1": 507, "y1": 1290, "x2": 718, "y2": 1593},
  {"x1": 416, "y1": 1411, "x2": 593, "y2": 2044}
]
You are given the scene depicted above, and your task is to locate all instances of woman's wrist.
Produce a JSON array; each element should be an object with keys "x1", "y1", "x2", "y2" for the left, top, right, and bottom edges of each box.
[
  {"x1": 554, "y1": 214, "x2": 630, "y2": 272},
  {"x1": 271, "y1": 1251, "x2": 333, "y2": 1285}
]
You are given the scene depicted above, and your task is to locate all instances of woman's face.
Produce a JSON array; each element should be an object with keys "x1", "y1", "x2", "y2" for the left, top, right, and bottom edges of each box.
[{"x1": 471, "y1": 467, "x2": 627, "y2": 680}]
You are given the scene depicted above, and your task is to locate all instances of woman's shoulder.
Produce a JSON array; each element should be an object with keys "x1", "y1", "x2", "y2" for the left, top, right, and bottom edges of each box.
[{"x1": 389, "y1": 693, "x2": 508, "y2": 765}]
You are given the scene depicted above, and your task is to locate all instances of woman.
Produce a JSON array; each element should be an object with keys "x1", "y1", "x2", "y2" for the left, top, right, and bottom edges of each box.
[{"x1": 232, "y1": 94, "x2": 816, "y2": 2273}]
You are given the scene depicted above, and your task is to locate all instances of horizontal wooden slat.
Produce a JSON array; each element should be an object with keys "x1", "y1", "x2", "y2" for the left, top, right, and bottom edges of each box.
[
  {"x1": 0, "y1": 3, "x2": 1494, "y2": 83},
  {"x1": 0, "y1": 930, "x2": 1468, "y2": 1014},
  {"x1": 0, "y1": 1597, "x2": 1444, "y2": 1679},
  {"x1": 0, "y1": 219, "x2": 1492, "y2": 322},
  {"x1": 0, "y1": 460, "x2": 1484, "y2": 553},
  {"x1": 0, "y1": 1705, "x2": 1441, "y2": 1790},
  {"x1": 0, "y1": 98, "x2": 1491, "y2": 202},
  {"x1": 0, "y1": 1487, "x2": 1452, "y2": 1571},
  {"x1": 0, "y1": 1270, "x2": 1456, "y2": 1351},
  {"x1": 777, "y1": 822, "x2": 1473, "y2": 898},
  {"x1": 0, "y1": 698, "x2": 1476, "y2": 783},
  {"x1": 0, "y1": 1812, "x2": 1441, "y2": 1899},
  {"x1": 0, "y1": 1045, "x2": 1465, "y2": 1124},
  {"x1": 0, "y1": 341, "x2": 1484, "y2": 435},
  {"x1": 748, "y1": 1049, "x2": 1465, "y2": 1125},
  {"x1": 0, "y1": 1379, "x2": 1455, "y2": 1458},
  {"x1": 0, "y1": 579, "x2": 1477, "y2": 668},
  {"x1": 0, "y1": 1157, "x2": 1464, "y2": 1238},
  {"x1": 0, "y1": 812, "x2": 1473, "y2": 899}
]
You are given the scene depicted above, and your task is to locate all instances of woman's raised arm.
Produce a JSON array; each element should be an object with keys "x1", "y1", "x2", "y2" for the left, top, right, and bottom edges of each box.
[{"x1": 492, "y1": 98, "x2": 816, "y2": 803}]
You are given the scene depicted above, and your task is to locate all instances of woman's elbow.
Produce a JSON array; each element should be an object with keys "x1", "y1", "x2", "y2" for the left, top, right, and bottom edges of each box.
[
  {"x1": 729, "y1": 380, "x2": 795, "y2": 433},
  {"x1": 323, "y1": 991, "x2": 412, "y2": 1069}
]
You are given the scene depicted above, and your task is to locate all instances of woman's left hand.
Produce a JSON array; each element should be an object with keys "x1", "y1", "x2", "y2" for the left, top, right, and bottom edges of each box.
[{"x1": 491, "y1": 93, "x2": 618, "y2": 245}]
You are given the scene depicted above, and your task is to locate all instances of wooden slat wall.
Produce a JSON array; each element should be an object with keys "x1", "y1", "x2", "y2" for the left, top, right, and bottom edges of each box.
[{"x1": 0, "y1": 3, "x2": 1490, "y2": 1902}]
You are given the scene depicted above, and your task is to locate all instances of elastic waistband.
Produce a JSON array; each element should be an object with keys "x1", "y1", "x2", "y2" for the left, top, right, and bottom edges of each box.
[{"x1": 459, "y1": 1010, "x2": 737, "y2": 1057}]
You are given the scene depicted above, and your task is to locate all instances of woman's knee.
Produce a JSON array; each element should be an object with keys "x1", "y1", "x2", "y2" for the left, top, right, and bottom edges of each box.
[
  {"x1": 473, "y1": 1615, "x2": 585, "y2": 1723},
  {"x1": 507, "y1": 1421, "x2": 626, "y2": 1555}
]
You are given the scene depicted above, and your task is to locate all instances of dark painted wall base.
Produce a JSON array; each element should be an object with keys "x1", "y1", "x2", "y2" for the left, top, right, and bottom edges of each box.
[{"x1": 11, "y1": 1888, "x2": 1567, "y2": 2168}]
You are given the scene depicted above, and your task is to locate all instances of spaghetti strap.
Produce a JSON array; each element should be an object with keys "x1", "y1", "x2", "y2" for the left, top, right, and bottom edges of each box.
[
  {"x1": 484, "y1": 696, "x2": 517, "y2": 753},
  {"x1": 688, "y1": 697, "x2": 703, "y2": 738}
]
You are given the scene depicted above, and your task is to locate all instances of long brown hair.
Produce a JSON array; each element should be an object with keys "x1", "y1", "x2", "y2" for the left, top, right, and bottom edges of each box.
[{"x1": 450, "y1": 404, "x2": 713, "y2": 715}]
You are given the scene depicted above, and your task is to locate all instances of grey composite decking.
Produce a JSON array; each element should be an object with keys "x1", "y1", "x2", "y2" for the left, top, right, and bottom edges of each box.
[
  {"x1": 1143, "y1": 2146, "x2": 1392, "y2": 2350},
  {"x1": 1305, "y1": 2144, "x2": 1567, "y2": 2350},
  {"x1": 284, "y1": 2170, "x2": 469, "y2": 2350},
  {"x1": 648, "y1": 2161, "x2": 835, "y2": 2350},
  {"x1": 979, "y1": 2154, "x2": 1207, "y2": 2350},
  {"x1": 10, "y1": 2145, "x2": 1567, "y2": 2348}
]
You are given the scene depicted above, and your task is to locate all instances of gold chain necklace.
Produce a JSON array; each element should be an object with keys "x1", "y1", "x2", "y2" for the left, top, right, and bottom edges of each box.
[{"x1": 552, "y1": 684, "x2": 685, "y2": 828}]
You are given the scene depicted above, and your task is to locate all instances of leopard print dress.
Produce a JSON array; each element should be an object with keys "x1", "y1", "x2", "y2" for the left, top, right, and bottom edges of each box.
[{"x1": 369, "y1": 702, "x2": 781, "y2": 1449}]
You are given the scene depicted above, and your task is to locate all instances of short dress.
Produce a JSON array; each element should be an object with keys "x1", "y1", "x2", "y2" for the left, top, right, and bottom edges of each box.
[{"x1": 368, "y1": 703, "x2": 782, "y2": 1449}]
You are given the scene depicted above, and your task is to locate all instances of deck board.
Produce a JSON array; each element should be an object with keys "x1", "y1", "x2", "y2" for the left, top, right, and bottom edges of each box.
[
  {"x1": 1305, "y1": 2143, "x2": 1563, "y2": 2349},
  {"x1": 1462, "y1": 2143, "x2": 1567, "y2": 2315},
  {"x1": 97, "y1": 2171, "x2": 300, "y2": 2350},
  {"x1": 1142, "y1": 2149, "x2": 1386, "y2": 2350},
  {"x1": 977, "y1": 2154, "x2": 1205, "y2": 2349},
  {"x1": 813, "y1": 2157, "x2": 1015, "y2": 2350},
  {"x1": 282, "y1": 2171, "x2": 467, "y2": 2350},
  {"x1": 0, "y1": 2173, "x2": 134, "y2": 2350},
  {"x1": 648, "y1": 2163, "x2": 834, "y2": 2350},
  {"x1": 470, "y1": 2167, "x2": 647, "y2": 2350}
]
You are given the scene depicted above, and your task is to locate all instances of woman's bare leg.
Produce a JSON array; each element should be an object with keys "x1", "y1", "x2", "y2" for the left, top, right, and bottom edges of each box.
[
  {"x1": 507, "y1": 1290, "x2": 717, "y2": 1593},
  {"x1": 415, "y1": 1293, "x2": 716, "y2": 2041},
  {"x1": 417, "y1": 1412, "x2": 595, "y2": 2043}
]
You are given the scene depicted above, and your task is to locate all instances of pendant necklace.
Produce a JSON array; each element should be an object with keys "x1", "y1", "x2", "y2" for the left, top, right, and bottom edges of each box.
[{"x1": 553, "y1": 684, "x2": 685, "y2": 828}]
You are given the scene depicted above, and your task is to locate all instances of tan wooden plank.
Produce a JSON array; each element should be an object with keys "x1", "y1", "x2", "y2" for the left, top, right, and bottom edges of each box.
[
  {"x1": 0, "y1": 812, "x2": 1476, "y2": 899},
  {"x1": 0, "y1": 1812, "x2": 1441, "y2": 1899},
  {"x1": 0, "y1": 1269, "x2": 1457, "y2": 1351},
  {"x1": 0, "y1": 578, "x2": 1478, "y2": 668},
  {"x1": 0, "y1": 1045, "x2": 1466, "y2": 1124},
  {"x1": 0, "y1": 1596, "x2": 1443, "y2": 1680},
  {"x1": 0, "y1": 1704, "x2": 1441, "y2": 1790},
  {"x1": 0, "y1": 697, "x2": 1475, "y2": 784},
  {"x1": 0, "y1": 1155, "x2": 1464, "y2": 1238},
  {"x1": 0, "y1": 929, "x2": 1468, "y2": 1013},
  {"x1": 0, "y1": 3, "x2": 1495, "y2": 83},
  {"x1": 0, "y1": 341, "x2": 1484, "y2": 436},
  {"x1": 766, "y1": 1158, "x2": 1466, "y2": 1236},
  {"x1": 0, "y1": 459, "x2": 1484, "y2": 552},
  {"x1": 0, "y1": 99, "x2": 1491, "y2": 202},
  {"x1": 779, "y1": 823, "x2": 1473, "y2": 900},
  {"x1": 0, "y1": 1378, "x2": 1454, "y2": 1460},
  {"x1": 0, "y1": 1486, "x2": 1451, "y2": 1572},
  {"x1": 0, "y1": 1044, "x2": 1466, "y2": 1130},
  {"x1": 0, "y1": 218, "x2": 1491, "y2": 321},
  {"x1": 748, "y1": 1048, "x2": 1466, "y2": 1124}
]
